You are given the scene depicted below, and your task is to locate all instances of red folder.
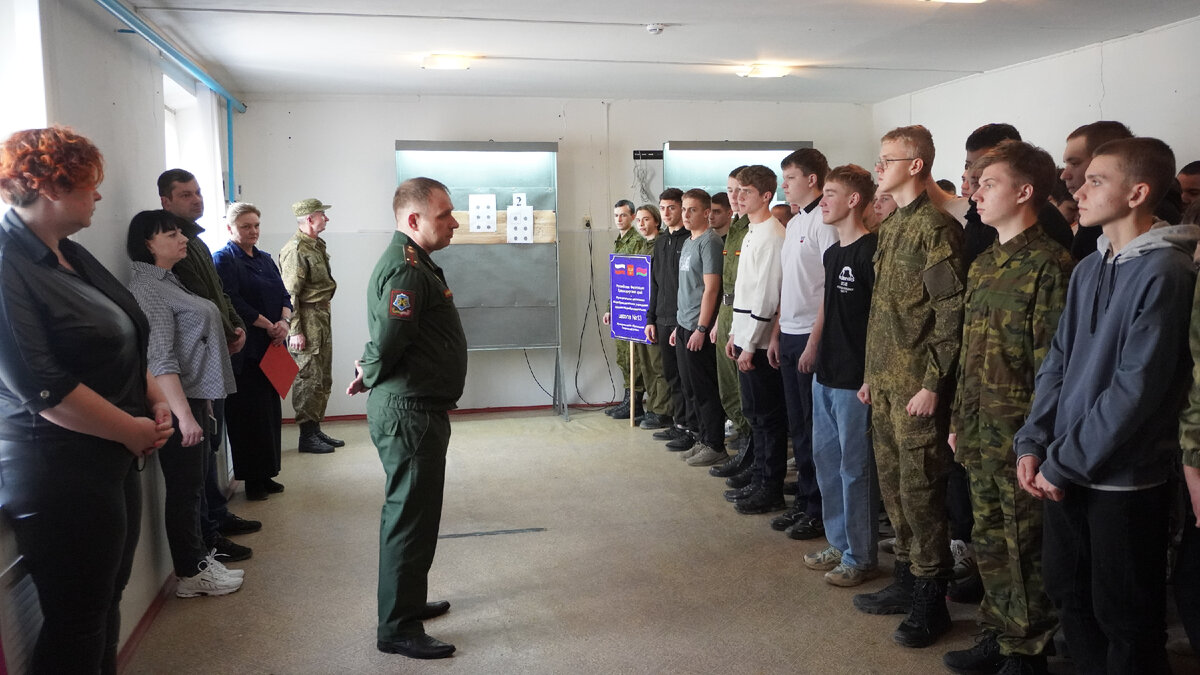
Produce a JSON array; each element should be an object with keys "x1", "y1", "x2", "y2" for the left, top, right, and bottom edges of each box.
[{"x1": 260, "y1": 342, "x2": 299, "y2": 399}]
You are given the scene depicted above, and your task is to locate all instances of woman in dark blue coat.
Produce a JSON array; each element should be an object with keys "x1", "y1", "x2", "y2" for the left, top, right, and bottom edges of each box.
[{"x1": 213, "y1": 202, "x2": 293, "y2": 501}]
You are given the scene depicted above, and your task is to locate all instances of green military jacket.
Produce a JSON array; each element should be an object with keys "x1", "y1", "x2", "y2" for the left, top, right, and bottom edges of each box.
[
  {"x1": 613, "y1": 227, "x2": 643, "y2": 255},
  {"x1": 359, "y1": 232, "x2": 467, "y2": 409},
  {"x1": 952, "y1": 223, "x2": 1073, "y2": 462},
  {"x1": 1180, "y1": 274, "x2": 1200, "y2": 469},
  {"x1": 174, "y1": 221, "x2": 244, "y2": 341},
  {"x1": 717, "y1": 214, "x2": 750, "y2": 340},
  {"x1": 863, "y1": 191, "x2": 965, "y2": 393},
  {"x1": 634, "y1": 233, "x2": 657, "y2": 256},
  {"x1": 279, "y1": 230, "x2": 338, "y2": 338}
]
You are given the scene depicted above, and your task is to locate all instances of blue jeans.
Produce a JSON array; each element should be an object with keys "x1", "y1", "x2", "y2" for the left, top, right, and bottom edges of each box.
[{"x1": 812, "y1": 381, "x2": 878, "y2": 569}]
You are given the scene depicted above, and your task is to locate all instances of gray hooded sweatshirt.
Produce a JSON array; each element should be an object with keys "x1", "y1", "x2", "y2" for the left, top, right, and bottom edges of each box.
[{"x1": 1014, "y1": 222, "x2": 1200, "y2": 490}]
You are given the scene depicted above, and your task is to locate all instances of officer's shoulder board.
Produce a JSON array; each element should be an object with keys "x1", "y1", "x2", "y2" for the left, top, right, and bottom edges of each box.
[{"x1": 405, "y1": 245, "x2": 419, "y2": 268}]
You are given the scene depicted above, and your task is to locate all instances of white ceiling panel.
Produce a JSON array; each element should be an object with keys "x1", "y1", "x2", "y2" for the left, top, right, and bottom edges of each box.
[{"x1": 130, "y1": 0, "x2": 1200, "y2": 103}]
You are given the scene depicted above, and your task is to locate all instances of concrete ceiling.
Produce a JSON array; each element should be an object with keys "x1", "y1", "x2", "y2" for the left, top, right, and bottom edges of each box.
[{"x1": 134, "y1": 0, "x2": 1200, "y2": 104}]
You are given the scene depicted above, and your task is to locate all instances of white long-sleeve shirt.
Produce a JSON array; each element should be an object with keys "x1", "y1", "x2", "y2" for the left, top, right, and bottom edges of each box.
[{"x1": 731, "y1": 216, "x2": 786, "y2": 351}]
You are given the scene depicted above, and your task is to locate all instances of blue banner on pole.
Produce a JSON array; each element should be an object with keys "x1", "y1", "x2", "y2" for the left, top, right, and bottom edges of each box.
[{"x1": 609, "y1": 253, "x2": 652, "y2": 344}]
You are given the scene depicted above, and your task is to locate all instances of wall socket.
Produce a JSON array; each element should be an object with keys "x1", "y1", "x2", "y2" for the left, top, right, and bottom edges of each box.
[{"x1": 582, "y1": 216, "x2": 591, "y2": 228}]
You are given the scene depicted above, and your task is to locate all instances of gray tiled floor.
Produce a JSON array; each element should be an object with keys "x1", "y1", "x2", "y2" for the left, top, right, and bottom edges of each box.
[{"x1": 123, "y1": 410, "x2": 1200, "y2": 674}]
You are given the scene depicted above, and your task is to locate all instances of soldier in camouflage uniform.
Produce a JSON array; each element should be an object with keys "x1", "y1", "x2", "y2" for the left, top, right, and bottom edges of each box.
[
  {"x1": 714, "y1": 173, "x2": 753, "y2": 471},
  {"x1": 604, "y1": 200, "x2": 646, "y2": 421},
  {"x1": 943, "y1": 142, "x2": 1072, "y2": 675},
  {"x1": 631, "y1": 205, "x2": 673, "y2": 429},
  {"x1": 281, "y1": 198, "x2": 341, "y2": 453},
  {"x1": 854, "y1": 126, "x2": 965, "y2": 649}
]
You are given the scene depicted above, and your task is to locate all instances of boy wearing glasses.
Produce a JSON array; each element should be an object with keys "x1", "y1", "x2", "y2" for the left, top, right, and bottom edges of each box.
[{"x1": 854, "y1": 125, "x2": 965, "y2": 649}]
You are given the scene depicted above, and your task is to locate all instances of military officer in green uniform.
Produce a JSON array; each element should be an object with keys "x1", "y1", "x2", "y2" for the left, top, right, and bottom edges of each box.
[
  {"x1": 604, "y1": 199, "x2": 646, "y2": 421},
  {"x1": 943, "y1": 141, "x2": 1072, "y2": 675},
  {"x1": 854, "y1": 125, "x2": 965, "y2": 649},
  {"x1": 281, "y1": 198, "x2": 341, "y2": 453},
  {"x1": 348, "y1": 177, "x2": 467, "y2": 660}
]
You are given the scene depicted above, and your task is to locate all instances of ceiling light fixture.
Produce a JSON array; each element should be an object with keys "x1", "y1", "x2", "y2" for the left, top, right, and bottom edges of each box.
[
  {"x1": 919, "y1": 0, "x2": 987, "y2": 3},
  {"x1": 735, "y1": 64, "x2": 791, "y2": 78},
  {"x1": 421, "y1": 54, "x2": 474, "y2": 70}
]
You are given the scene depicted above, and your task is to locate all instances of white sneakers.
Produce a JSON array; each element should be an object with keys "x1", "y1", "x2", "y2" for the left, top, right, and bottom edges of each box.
[{"x1": 175, "y1": 556, "x2": 244, "y2": 598}]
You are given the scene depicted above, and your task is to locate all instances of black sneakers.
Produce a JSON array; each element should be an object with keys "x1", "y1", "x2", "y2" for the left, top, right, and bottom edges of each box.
[
  {"x1": 209, "y1": 535, "x2": 252, "y2": 562},
  {"x1": 217, "y1": 513, "x2": 262, "y2": 536}
]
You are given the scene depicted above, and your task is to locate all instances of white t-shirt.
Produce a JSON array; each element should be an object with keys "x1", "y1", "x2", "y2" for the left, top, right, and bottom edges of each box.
[{"x1": 778, "y1": 199, "x2": 837, "y2": 335}]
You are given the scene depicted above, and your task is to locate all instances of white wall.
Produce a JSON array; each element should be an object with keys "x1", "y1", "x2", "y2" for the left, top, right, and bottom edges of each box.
[
  {"x1": 873, "y1": 15, "x2": 1200, "y2": 185},
  {"x1": 233, "y1": 96, "x2": 876, "y2": 416}
]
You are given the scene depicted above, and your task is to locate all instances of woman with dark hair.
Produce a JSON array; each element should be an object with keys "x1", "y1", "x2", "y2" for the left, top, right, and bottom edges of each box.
[
  {"x1": 126, "y1": 210, "x2": 243, "y2": 597},
  {"x1": 213, "y1": 202, "x2": 293, "y2": 501},
  {"x1": 0, "y1": 126, "x2": 174, "y2": 674}
]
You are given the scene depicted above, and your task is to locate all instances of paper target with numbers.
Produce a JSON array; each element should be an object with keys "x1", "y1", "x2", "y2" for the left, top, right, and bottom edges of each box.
[
  {"x1": 468, "y1": 193, "x2": 497, "y2": 232},
  {"x1": 506, "y1": 205, "x2": 534, "y2": 243}
]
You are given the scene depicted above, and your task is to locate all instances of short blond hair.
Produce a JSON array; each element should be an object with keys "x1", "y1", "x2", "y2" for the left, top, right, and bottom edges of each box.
[
  {"x1": 881, "y1": 125, "x2": 936, "y2": 178},
  {"x1": 226, "y1": 201, "x2": 260, "y2": 223}
]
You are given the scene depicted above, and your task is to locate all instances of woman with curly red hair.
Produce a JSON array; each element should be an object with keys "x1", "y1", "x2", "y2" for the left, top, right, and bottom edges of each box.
[{"x1": 0, "y1": 126, "x2": 174, "y2": 674}]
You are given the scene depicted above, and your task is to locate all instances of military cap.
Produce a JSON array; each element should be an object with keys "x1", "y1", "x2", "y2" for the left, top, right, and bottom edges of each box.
[{"x1": 293, "y1": 198, "x2": 332, "y2": 217}]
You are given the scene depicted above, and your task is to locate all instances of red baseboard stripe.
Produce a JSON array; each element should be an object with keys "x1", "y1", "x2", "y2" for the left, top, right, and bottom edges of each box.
[{"x1": 117, "y1": 574, "x2": 175, "y2": 672}]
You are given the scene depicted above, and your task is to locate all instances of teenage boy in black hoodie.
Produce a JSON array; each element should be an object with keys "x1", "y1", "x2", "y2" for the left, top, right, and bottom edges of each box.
[{"x1": 1014, "y1": 137, "x2": 1200, "y2": 674}]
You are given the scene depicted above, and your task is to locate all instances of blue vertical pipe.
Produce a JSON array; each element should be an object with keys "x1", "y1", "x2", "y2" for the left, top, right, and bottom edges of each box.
[{"x1": 226, "y1": 100, "x2": 235, "y2": 200}]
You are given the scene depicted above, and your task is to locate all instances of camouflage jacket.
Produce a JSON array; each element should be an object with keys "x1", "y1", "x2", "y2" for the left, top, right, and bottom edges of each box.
[
  {"x1": 634, "y1": 233, "x2": 657, "y2": 256},
  {"x1": 863, "y1": 191, "x2": 965, "y2": 393},
  {"x1": 1181, "y1": 275, "x2": 1200, "y2": 469},
  {"x1": 613, "y1": 227, "x2": 643, "y2": 255},
  {"x1": 717, "y1": 215, "x2": 750, "y2": 339},
  {"x1": 280, "y1": 231, "x2": 337, "y2": 338},
  {"x1": 952, "y1": 223, "x2": 1074, "y2": 461}
]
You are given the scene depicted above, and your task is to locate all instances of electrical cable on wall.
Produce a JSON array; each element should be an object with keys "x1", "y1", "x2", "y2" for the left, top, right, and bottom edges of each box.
[
  {"x1": 573, "y1": 225, "x2": 618, "y2": 406},
  {"x1": 522, "y1": 349, "x2": 553, "y2": 398},
  {"x1": 632, "y1": 159, "x2": 656, "y2": 204}
]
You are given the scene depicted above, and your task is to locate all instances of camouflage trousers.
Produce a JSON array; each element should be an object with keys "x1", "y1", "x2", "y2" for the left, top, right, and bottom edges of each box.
[
  {"x1": 615, "y1": 338, "x2": 645, "y2": 395},
  {"x1": 715, "y1": 317, "x2": 750, "y2": 437},
  {"x1": 963, "y1": 453, "x2": 1058, "y2": 656},
  {"x1": 632, "y1": 340, "x2": 671, "y2": 417},
  {"x1": 290, "y1": 315, "x2": 333, "y2": 425},
  {"x1": 870, "y1": 386, "x2": 954, "y2": 578}
]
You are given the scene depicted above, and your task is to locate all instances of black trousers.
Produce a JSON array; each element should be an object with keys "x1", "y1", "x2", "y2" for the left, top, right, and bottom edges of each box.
[
  {"x1": 674, "y1": 326, "x2": 724, "y2": 450},
  {"x1": 656, "y1": 322, "x2": 691, "y2": 430},
  {"x1": 735, "y1": 347, "x2": 788, "y2": 491},
  {"x1": 1176, "y1": 497, "x2": 1200, "y2": 656},
  {"x1": 778, "y1": 332, "x2": 822, "y2": 518},
  {"x1": 200, "y1": 398, "x2": 231, "y2": 544},
  {"x1": 946, "y1": 460, "x2": 974, "y2": 542},
  {"x1": 0, "y1": 438, "x2": 140, "y2": 675},
  {"x1": 158, "y1": 398, "x2": 209, "y2": 576},
  {"x1": 227, "y1": 360, "x2": 282, "y2": 481},
  {"x1": 1043, "y1": 482, "x2": 1170, "y2": 675}
]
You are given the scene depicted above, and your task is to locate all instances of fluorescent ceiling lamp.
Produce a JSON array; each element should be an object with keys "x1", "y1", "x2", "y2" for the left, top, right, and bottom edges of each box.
[
  {"x1": 734, "y1": 64, "x2": 790, "y2": 78},
  {"x1": 919, "y1": 0, "x2": 987, "y2": 3},
  {"x1": 422, "y1": 54, "x2": 474, "y2": 70}
]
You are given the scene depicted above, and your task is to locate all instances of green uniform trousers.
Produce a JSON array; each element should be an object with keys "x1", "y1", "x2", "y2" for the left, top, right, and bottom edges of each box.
[
  {"x1": 633, "y1": 340, "x2": 671, "y2": 416},
  {"x1": 615, "y1": 338, "x2": 644, "y2": 395},
  {"x1": 290, "y1": 308, "x2": 333, "y2": 425},
  {"x1": 368, "y1": 391, "x2": 450, "y2": 640},
  {"x1": 964, "y1": 456, "x2": 1057, "y2": 656},
  {"x1": 715, "y1": 309, "x2": 750, "y2": 437},
  {"x1": 870, "y1": 386, "x2": 954, "y2": 579}
]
